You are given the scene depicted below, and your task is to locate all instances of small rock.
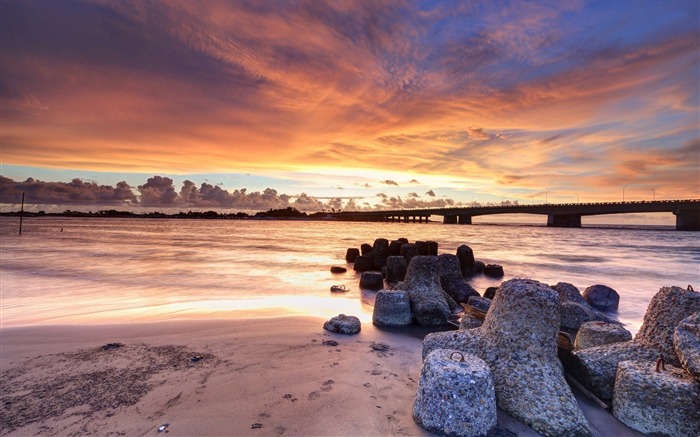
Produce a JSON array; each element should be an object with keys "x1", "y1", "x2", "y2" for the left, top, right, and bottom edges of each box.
[
  {"x1": 483, "y1": 264, "x2": 504, "y2": 278},
  {"x1": 467, "y1": 296, "x2": 491, "y2": 313},
  {"x1": 372, "y1": 238, "x2": 390, "y2": 269},
  {"x1": 415, "y1": 241, "x2": 430, "y2": 256},
  {"x1": 456, "y1": 245, "x2": 476, "y2": 276},
  {"x1": 322, "y1": 340, "x2": 339, "y2": 346},
  {"x1": 400, "y1": 243, "x2": 419, "y2": 264},
  {"x1": 426, "y1": 241, "x2": 438, "y2": 256},
  {"x1": 385, "y1": 256, "x2": 407, "y2": 283},
  {"x1": 582, "y1": 284, "x2": 620, "y2": 311},
  {"x1": 360, "y1": 243, "x2": 372, "y2": 255},
  {"x1": 353, "y1": 255, "x2": 374, "y2": 272},
  {"x1": 330, "y1": 266, "x2": 347, "y2": 274},
  {"x1": 483, "y1": 286, "x2": 499, "y2": 300},
  {"x1": 323, "y1": 314, "x2": 361, "y2": 335},
  {"x1": 388, "y1": 240, "x2": 403, "y2": 256},
  {"x1": 373, "y1": 290, "x2": 413, "y2": 327},
  {"x1": 345, "y1": 248, "x2": 360, "y2": 263},
  {"x1": 574, "y1": 321, "x2": 632, "y2": 350}
]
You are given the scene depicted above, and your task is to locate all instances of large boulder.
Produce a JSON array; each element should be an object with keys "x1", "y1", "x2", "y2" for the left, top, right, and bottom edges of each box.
[
  {"x1": 360, "y1": 243, "x2": 372, "y2": 255},
  {"x1": 372, "y1": 238, "x2": 390, "y2": 269},
  {"x1": 436, "y1": 254, "x2": 462, "y2": 278},
  {"x1": 635, "y1": 286, "x2": 700, "y2": 366},
  {"x1": 385, "y1": 256, "x2": 407, "y2": 283},
  {"x1": 560, "y1": 301, "x2": 619, "y2": 331},
  {"x1": 459, "y1": 313, "x2": 483, "y2": 330},
  {"x1": 422, "y1": 279, "x2": 592, "y2": 437},
  {"x1": 359, "y1": 271, "x2": 383, "y2": 290},
  {"x1": 674, "y1": 312, "x2": 700, "y2": 378},
  {"x1": 323, "y1": 314, "x2": 361, "y2": 334},
  {"x1": 372, "y1": 290, "x2": 413, "y2": 327},
  {"x1": 413, "y1": 349, "x2": 497, "y2": 437},
  {"x1": 582, "y1": 284, "x2": 619, "y2": 311},
  {"x1": 456, "y1": 245, "x2": 476, "y2": 276},
  {"x1": 574, "y1": 321, "x2": 632, "y2": 350},
  {"x1": 552, "y1": 282, "x2": 587, "y2": 305},
  {"x1": 613, "y1": 360, "x2": 700, "y2": 437},
  {"x1": 572, "y1": 285, "x2": 700, "y2": 399},
  {"x1": 396, "y1": 256, "x2": 451, "y2": 327}
]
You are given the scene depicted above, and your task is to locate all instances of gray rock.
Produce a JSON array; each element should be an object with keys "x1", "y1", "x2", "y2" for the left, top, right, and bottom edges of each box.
[
  {"x1": 373, "y1": 290, "x2": 413, "y2": 327},
  {"x1": 613, "y1": 360, "x2": 700, "y2": 437},
  {"x1": 353, "y1": 255, "x2": 374, "y2": 272},
  {"x1": 635, "y1": 285, "x2": 700, "y2": 366},
  {"x1": 474, "y1": 260, "x2": 485, "y2": 273},
  {"x1": 396, "y1": 256, "x2": 451, "y2": 326},
  {"x1": 574, "y1": 321, "x2": 632, "y2": 350},
  {"x1": 426, "y1": 241, "x2": 438, "y2": 256},
  {"x1": 572, "y1": 285, "x2": 700, "y2": 399},
  {"x1": 360, "y1": 243, "x2": 372, "y2": 255},
  {"x1": 400, "y1": 243, "x2": 419, "y2": 264},
  {"x1": 385, "y1": 256, "x2": 407, "y2": 283},
  {"x1": 467, "y1": 296, "x2": 491, "y2": 313},
  {"x1": 359, "y1": 271, "x2": 383, "y2": 290},
  {"x1": 388, "y1": 240, "x2": 403, "y2": 256},
  {"x1": 483, "y1": 264, "x2": 504, "y2": 278},
  {"x1": 456, "y1": 245, "x2": 476, "y2": 276},
  {"x1": 345, "y1": 248, "x2": 360, "y2": 263},
  {"x1": 552, "y1": 282, "x2": 587, "y2": 305},
  {"x1": 415, "y1": 241, "x2": 430, "y2": 256},
  {"x1": 422, "y1": 279, "x2": 592, "y2": 437},
  {"x1": 460, "y1": 313, "x2": 483, "y2": 330},
  {"x1": 323, "y1": 314, "x2": 361, "y2": 334},
  {"x1": 674, "y1": 312, "x2": 700, "y2": 378},
  {"x1": 441, "y1": 275, "x2": 480, "y2": 304},
  {"x1": 582, "y1": 284, "x2": 619, "y2": 311},
  {"x1": 560, "y1": 301, "x2": 619, "y2": 331},
  {"x1": 413, "y1": 349, "x2": 497, "y2": 437},
  {"x1": 372, "y1": 238, "x2": 390, "y2": 269},
  {"x1": 436, "y1": 254, "x2": 462, "y2": 278}
]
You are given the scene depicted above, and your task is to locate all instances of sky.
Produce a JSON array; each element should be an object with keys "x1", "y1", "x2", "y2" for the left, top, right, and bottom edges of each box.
[{"x1": 1, "y1": 0, "x2": 698, "y2": 214}]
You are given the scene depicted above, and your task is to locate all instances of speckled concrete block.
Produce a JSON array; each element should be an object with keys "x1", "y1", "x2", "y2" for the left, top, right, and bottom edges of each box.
[
  {"x1": 323, "y1": 314, "x2": 361, "y2": 334},
  {"x1": 396, "y1": 256, "x2": 451, "y2": 327},
  {"x1": 572, "y1": 286, "x2": 700, "y2": 399},
  {"x1": 423, "y1": 279, "x2": 592, "y2": 437},
  {"x1": 613, "y1": 360, "x2": 700, "y2": 437},
  {"x1": 385, "y1": 256, "x2": 407, "y2": 283},
  {"x1": 574, "y1": 321, "x2": 632, "y2": 350},
  {"x1": 674, "y1": 312, "x2": 700, "y2": 379},
  {"x1": 372, "y1": 290, "x2": 413, "y2": 327},
  {"x1": 413, "y1": 349, "x2": 496, "y2": 437},
  {"x1": 459, "y1": 313, "x2": 483, "y2": 330},
  {"x1": 359, "y1": 271, "x2": 384, "y2": 290}
]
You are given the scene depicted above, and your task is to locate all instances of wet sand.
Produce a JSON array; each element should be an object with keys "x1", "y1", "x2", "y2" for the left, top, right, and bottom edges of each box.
[{"x1": 0, "y1": 316, "x2": 643, "y2": 436}]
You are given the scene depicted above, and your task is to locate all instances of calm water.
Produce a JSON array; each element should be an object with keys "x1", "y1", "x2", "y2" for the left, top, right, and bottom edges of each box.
[{"x1": 1, "y1": 217, "x2": 698, "y2": 334}]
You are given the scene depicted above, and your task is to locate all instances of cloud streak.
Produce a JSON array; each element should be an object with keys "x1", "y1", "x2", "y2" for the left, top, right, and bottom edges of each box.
[{"x1": 1, "y1": 0, "x2": 697, "y2": 203}]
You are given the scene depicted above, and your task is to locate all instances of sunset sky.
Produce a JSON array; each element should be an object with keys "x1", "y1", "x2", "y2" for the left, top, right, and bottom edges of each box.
[{"x1": 1, "y1": 0, "x2": 698, "y2": 212}]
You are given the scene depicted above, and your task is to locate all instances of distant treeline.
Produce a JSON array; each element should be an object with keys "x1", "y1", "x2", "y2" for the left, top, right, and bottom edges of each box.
[{"x1": 0, "y1": 207, "x2": 333, "y2": 220}]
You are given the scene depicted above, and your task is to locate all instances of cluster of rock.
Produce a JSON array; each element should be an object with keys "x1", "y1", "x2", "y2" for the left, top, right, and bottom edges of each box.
[{"x1": 570, "y1": 285, "x2": 700, "y2": 436}]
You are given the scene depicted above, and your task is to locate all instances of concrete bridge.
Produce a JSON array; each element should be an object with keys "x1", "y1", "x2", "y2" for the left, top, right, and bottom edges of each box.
[{"x1": 332, "y1": 199, "x2": 700, "y2": 231}]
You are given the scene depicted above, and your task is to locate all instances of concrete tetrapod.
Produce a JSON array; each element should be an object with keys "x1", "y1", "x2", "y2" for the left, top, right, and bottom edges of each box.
[{"x1": 422, "y1": 279, "x2": 592, "y2": 437}]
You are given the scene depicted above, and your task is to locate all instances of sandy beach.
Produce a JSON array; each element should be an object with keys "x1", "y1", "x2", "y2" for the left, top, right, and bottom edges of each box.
[{"x1": 0, "y1": 316, "x2": 644, "y2": 436}]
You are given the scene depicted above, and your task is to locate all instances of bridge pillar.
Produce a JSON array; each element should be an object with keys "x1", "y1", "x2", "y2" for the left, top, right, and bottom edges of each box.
[
  {"x1": 403, "y1": 216, "x2": 409, "y2": 223},
  {"x1": 443, "y1": 215, "x2": 457, "y2": 224},
  {"x1": 547, "y1": 214, "x2": 582, "y2": 228},
  {"x1": 675, "y1": 209, "x2": 700, "y2": 231},
  {"x1": 458, "y1": 215, "x2": 472, "y2": 225}
]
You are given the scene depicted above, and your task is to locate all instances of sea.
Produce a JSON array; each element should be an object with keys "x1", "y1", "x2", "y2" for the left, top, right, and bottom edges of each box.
[{"x1": 1, "y1": 216, "x2": 698, "y2": 335}]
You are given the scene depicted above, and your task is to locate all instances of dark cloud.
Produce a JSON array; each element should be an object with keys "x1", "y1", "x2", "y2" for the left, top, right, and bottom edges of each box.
[
  {"x1": 381, "y1": 180, "x2": 399, "y2": 186},
  {"x1": 407, "y1": 192, "x2": 420, "y2": 198},
  {"x1": 425, "y1": 189, "x2": 436, "y2": 197},
  {"x1": 408, "y1": 179, "x2": 420, "y2": 184},
  {"x1": 0, "y1": 176, "x2": 137, "y2": 205},
  {"x1": 379, "y1": 195, "x2": 455, "y2": 209}
]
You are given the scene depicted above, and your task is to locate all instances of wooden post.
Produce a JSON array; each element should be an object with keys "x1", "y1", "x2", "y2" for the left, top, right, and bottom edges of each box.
[{"x1": 19, "y1": 192, "x2": 25, "y2": 235}]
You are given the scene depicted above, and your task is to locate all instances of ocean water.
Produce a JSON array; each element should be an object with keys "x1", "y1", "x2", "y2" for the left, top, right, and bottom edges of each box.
[{"x1": 1, "y1": 217, "x2": 698, "y2": 334}]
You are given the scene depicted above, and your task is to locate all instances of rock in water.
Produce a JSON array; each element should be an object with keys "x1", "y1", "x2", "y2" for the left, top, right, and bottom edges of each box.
[
  {"x1": 323, "y1": 314, "x2": 361, "y2": 334},
  {"x1": 574, "y1": 321, "x2": 632, "y2": 350},
  {"x1": 385, "y1": 256, "x2": 407, "y2": 283},
  {"x1": 330, "y1": 266, "x2": 347, "y2": 274},
  {"x1": 388, "y1": 240, "x2": 403, "y2": 256},
  {"x1": 372, "y1": 238, "x2": 389, "y2": 269},
  {"x1": 582, "y1": 284, "x2": 619, "y2": 311},
  {"x1": 572, "y1": 285, "x2": 700, "y2": 399},
  {"x1": 396, "y1": 256, "x2": 451, "y2": 327},
  {"x1": 413, "y1": 349, "x2": 497, "y2": 437},
  {"x1": 372, "y1": 290, "x2": 413, "y2": 327},
  {"x1": 400, "y1": 243, "x2": 419, "y2": 264},
  {"x1": 415, "y1": 241, "x2": 430, "y2": 256},
  {"x1": 483, "y1": 287, "x2": 498, "y2": 300},
  {"x1": 426, "y1": 241, "x2": 438, "y2": 256},
  {"x1": 359, "y1": 271, "x2": 383, "y2": 290},
  {"x1": 674, "y1": 312, "x2": 700, "y2": 378},
  {"x1": 553, "y1": 282, "x2": 587, "y2": 305},
  {"x1": 441, "y1": 275, "x2": 480, "y2": 304},
  {"x1": 360, "y1": 243, "x2": 372, "y2": 255},
  {"x1": 613, "y1": 360, "x2": 700, "y2": 437},
  {"x1": 345, "y1": 248, "x2": 360, "y2": 263},
  {"x1": 482, "y1": 264, "x2": 504, "y2": 278},
  {"x1": 353, "y1": 255, "x2": 374, "y2": 272},
  {"x1": 456, "y1": 245, "x2": 476, "y2": 276},
  {"x1": 422, "y1": 278, "x2": 592, "y2": 437}
]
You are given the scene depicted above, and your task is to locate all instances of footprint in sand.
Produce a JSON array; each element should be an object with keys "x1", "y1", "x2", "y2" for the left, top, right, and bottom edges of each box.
[
  {"x1": 307, "y1": 391, "x2": 320, "y2": 400},
  {"x1": 275, "y1": 425, "x2": 287, "y2": 435},
  {"x1": 320, "y1": 380, "x2": 334, "y2": 392}
]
